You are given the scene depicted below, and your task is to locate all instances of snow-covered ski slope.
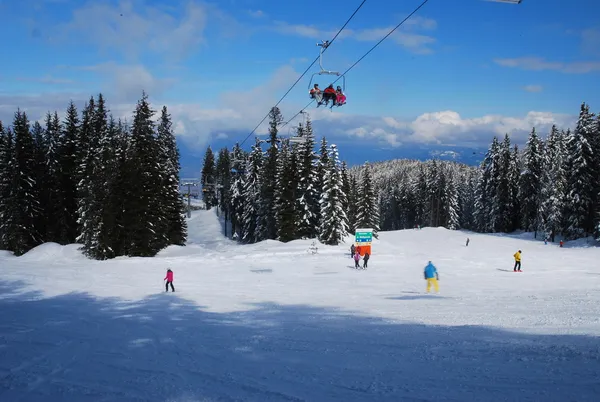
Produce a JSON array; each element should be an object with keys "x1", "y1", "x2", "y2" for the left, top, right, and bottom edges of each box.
[{"x1": 1, "y1": 209, "x2": 600, "y2": 401}]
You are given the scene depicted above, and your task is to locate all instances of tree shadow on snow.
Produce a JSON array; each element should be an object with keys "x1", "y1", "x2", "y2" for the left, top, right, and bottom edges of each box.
[
  {"x1": 385, "y1": 295, "x2": 448, "y2": 301},
  {"x1": 1, "y1": 280, "x2": 600, "y2": 402}
]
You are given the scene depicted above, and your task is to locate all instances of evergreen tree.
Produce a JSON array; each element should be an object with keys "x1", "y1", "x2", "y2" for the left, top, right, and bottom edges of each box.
[
  {"x1": 121, "y1": 92, "x2": 163, "y2": 256},
  {"x1": 242, "y1": 138, "x2": 263, "y2": 243},
  {"x1": 201, "y1": 146, "x2": 217, "y2": 209},
  {"x1": 216, "y1": 147, "x2": 232, "y2": 223},
  {"x1": 445, "y1": 174, "x2": 460, "y2": 230},
  {"x1": 315, "y1": 136, "x2": 330, "y2": 229},
  {"x1": 0, "y1": 123, "x2": 17, "y2": 249},
  {"x1": 31, "y1": 121, "x2": 48, "y2": 241},
  {"x1": 156, "y1": 106, "x2": 187, "y2": 246},
  {"x1": 493, "y1": 135, "x2": 514, "y2": 232},
  {"x1": 260, "y1": 106, "x2": 283, "y2": 240},
  {"x1": 6, "y1": 110, "x2": 42, "y2": 255},
  {"x1": 474, "y1": 144, "x2": 494, "y2": 232},
  {"x1": 340, "y1": 161, "x2": 351, "y2": 229},
  {"x1": 58, "y1": 101, "x2": 81, "y2": 244},
  {"x1": 508, "y1": 144, "x2": 522, "y2": 231},
  {"x1": 355, "y1": 162, "x2": 380, "y2": 238},
  {"x1": 294, "y1": 118, "x2": 319, "y2": 239},
  {"x1": 275, "y1": 140, "x2": 298, "y2": 241},
  {"x1": 229, "y1": 143, "x2": 247, "y2": 240},
  {"x1": 520, "y1": 128, "x2": 544, "y2": 236},
  {"x1": 77, "y1": 94, "x2": 114, "y2": 259},
  {"x1": 318, "y1": 144, "x2": 349, "y2": 245},
  {"x1": 43, "y1": 112, "x2": 63, "y2": 242},
  {"x1": 539, "y1": 125, "x2": 567, "y2": 241},
  {"x1": 564, "y1": 103, "x2": 596, "y2": 237}
]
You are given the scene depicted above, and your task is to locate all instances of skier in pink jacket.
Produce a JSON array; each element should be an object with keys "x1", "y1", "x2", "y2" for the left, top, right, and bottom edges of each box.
[{"x1": 164, "y1": 269, "x2": 175, "y2": 292}]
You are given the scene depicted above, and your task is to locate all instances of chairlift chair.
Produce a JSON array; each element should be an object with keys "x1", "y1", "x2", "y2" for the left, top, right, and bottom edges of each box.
[{"x1": 308, "y1": 40, "x2": 346, "y2": 108}]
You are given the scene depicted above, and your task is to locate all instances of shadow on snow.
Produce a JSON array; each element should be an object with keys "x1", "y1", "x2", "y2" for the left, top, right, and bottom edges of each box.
[{"x1": 1, "y1": 280, "x2": 599, "y2": 402}]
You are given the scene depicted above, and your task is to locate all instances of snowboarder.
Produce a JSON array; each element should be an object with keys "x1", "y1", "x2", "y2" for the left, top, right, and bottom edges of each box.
[
  {"x1": 424, "y1": 261, "x2": 439, "y2": 293},
  {"x1": 559, "y1": 240, "x2": 564, "y2": 248},
  {"x1": 466, "y1": 238, "x2": 470, "y2": 247},
  {"x1": 164, "y1": 268, "x2": 175, "y2": 292},
  {"x1": 513, "y1": 250, "x2": 522, "y2": 272},
  {"x1": 353, "y1": 252, "x2": 361, "y2": 269},
  {"x1": 350, "y1": 244, "x2": 355, "y2": 258},
  {"x1": 363, "y1": 252, "x2": 370, "y2": 268}
]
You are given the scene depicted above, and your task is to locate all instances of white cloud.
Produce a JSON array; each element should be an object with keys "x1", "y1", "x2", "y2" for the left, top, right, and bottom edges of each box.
[
  {"x1": 494, "y1": 57, "x2": 600, "y2": 74},
  {"x1": 318, "y1": 110, "x2": 575, "y2": 148},
  {"x1": 248, "y1": 9, "x2": 266, "y2": 18},
  {"x1": 53, "y1": 0, "x2": 234, "y2": 62},
  {"x1": 78, "y1": 63, "x2": 176, "y2": 102},
  {"x1": 523, "y1": 85, "x2": 543, "y2": 92},
  {"x1": 581, "y1": 27, "x2": 600, "y2": 56},
  {"x1": 272, "y1": 15, "x2": 437, "y2": 54},
  {"x1": 0, "y1": 64, "x2": 576, "y2": 156}
]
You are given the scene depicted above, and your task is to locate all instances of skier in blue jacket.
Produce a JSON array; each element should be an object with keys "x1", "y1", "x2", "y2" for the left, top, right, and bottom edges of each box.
[{"x1": 424, "y1": 261, "x2": 439, "y2": 293}]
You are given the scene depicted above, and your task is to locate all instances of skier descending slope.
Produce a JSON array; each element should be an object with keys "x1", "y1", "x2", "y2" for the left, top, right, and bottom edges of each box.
[
  {"x1": 513, "y1": 250, "x2": 522, "y2": 272},
  {"x1": 424, "y1": 261, "x2": 439, "y2": 293},
  {"x1": 164, "y1": 269, "x2": 175, "y2": 292}
]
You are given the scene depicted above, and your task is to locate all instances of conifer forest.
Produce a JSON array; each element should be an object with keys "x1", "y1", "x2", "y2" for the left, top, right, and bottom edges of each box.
[{"x1": 1, "y1": 96, "x2": 599, "y2": 260}]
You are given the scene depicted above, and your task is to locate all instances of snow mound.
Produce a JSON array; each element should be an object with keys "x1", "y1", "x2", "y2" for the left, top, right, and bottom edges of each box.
[{"x1": 19, "y1": 243, "x2": 86, "y2": 262}]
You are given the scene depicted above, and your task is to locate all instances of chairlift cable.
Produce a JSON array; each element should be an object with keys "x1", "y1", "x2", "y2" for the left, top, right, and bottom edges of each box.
[
  {"x1": 239, "y1": 0, "x2": 368, "y2": 146},
  {"x1": 281, "y1": 0, "x2": 430, "y2": 128}
]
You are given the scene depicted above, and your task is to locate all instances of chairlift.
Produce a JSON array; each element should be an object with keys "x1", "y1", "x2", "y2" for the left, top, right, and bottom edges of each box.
[
  {"x1": 285, "y1": 111, "x2": 309, "y2": 144},
  {"x1": 308, "y1": 40, "x2": 346, "y2": 108}
]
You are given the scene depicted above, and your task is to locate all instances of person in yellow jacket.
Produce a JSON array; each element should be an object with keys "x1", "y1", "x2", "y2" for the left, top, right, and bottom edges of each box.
[{"x1": 513, "y1": 250, "x2": 522, "y2": 272}]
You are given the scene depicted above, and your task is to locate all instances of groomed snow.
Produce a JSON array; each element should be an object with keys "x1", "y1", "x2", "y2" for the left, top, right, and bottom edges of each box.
[{"x1": 1, "y1": 209, "x2": 600, "y2": 401}]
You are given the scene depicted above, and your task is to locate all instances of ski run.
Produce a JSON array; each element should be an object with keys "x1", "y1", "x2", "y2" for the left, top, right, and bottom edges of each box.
[{"x1": 1, "y1": 208, "x2": 600, "y2": 401}]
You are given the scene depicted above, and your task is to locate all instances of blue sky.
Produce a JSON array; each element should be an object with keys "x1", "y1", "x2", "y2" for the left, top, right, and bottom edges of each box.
[{"x1": 1, "y1": 0, "x2": 599, "y2": 177}]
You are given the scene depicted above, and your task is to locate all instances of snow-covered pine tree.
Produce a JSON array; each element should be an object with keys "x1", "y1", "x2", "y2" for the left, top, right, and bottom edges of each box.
[
  {"x1": 458, "y1": 171, "x2": 477, "y2": 230},
  {"x1": 539, "y1": 125, "x2": 567, "y2": 242},
  {"x1": 260, "y1": 106, "x2": 283, "y2": 240},
  {"x1": 427, "y1": 159, "x2": 444, "y2": 227},
  {"x1": 520, "y1": 128, "x2": 544, "y2": 236},
  {"x1": 445, "y1": 173, "x2": 460, "y2": 230},
  {"x1": 318, "y1": 144, "x2": 349, "y2": 245},
  {"x1": 57, "y1": 101, "x2": 81, "y2": 244},
  {"x1": 120, "y1": 92, "x2": 163, "y2": 256},
  {"x1": 216, "y1": 148, "x2": 232, "y2": 226},
  {"x1": 31, "y1": 121, "x2": 48, "y2": 241},
  {"x1": 6, "y1": 110, "x2": 42, "y2": 255},
  {"x1": 508, "y1": 144, "x2": 522, "y2": 231},
  {"x1": 77, "y1": 94, "x2": 114, "y2": 259},
  {"x1": 242, "y1": 138, "x2": 264, "y2": 243},
  {"x1": 340, "y1": 161, "x2": 351, "y2": 230},
  {"x1": 492, "y1": 134, "x2": 514, "y2": 232},
  {"x1": 75, "y1": 96, "x2": 96, "y2": 247},
  {"x1": 564, "y1": 103, "x2": 596, "y2": 238},
  {"x1": 315, "y1": 136, "x2": 330, "y2": 230},
  {"x1": 43, "y1": 112, "x2": 63, "y2": 243},
  {"x1": 355, "y1": 162, "x2": 380, "y2": 238},
  {"x1": 413, "y1": 166, "x2": 429, "y2": 228},
  {"x1": 474, "y1": 141, "x2": 495, "y2": 232},
  {"x1": 156, "y1": 106, "x2": 187, "y2": 246},
  {"x1": 294, "y1": 118, "x2": 319, "y2": 239},
  {"x1": 201, "y1": 146, "x2": 217, "y2": 209},
  {"x1": 275, "y1": 139, "x2": 298, "y2": 242},
  {"x1": 347, "y1": 174, "x2": 359, "y2": 233},
  {"x1": 229, "y1": 143, "x2": 247, "y2": 240},
  {"x1": 0, "y1": 123, "x2": 17, "y2": 249},
  {"x1": 107, "y1": 118, "x2": 131, "y2": 256}
]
